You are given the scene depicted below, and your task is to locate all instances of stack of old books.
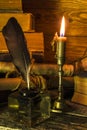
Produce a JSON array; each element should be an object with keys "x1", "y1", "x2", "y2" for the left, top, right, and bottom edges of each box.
[{"x1": 0, "y1": 0, "x2": 44, "y2": 63}]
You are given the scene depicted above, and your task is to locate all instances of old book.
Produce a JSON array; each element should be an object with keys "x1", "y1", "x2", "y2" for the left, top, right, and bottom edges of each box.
[
  {"x1": 74, "y1": 76, "x2": 87, "y2": 94},
  {"x1": 72, "y1": 76, "x2": 87, "y2": 105},
  {"x1": 72, "y1": 92, "x2": 87, "y2": 106},
  {"x1": 25, "y1": 32, "x2": 44, "y2": 62},
  {"x1": 0, "y1": 0, "x2": 22, "y2": 11},
  {"x1": 24, "y1": 32, "x2": 44, "y2": 53},
  {"x1": 0, "y1": 32, "x2": 44, "y2": 62},
  {"x1": 0, "y1": 13, "x2": 35, "y2": 32}
]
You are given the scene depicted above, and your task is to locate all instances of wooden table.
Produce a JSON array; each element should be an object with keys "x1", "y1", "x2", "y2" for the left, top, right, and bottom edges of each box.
[{"x1": 0, "y1": 100, "x2": 87, "y2": 130}]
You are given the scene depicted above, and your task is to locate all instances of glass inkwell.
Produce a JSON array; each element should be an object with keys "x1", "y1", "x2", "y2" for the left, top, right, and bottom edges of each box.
[{"x1": 8, "y1": 81, "x2": 51, "y2": 127}]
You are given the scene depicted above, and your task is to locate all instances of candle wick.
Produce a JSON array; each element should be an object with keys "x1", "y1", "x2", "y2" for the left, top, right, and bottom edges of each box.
[{"x1": 60, "y1": 34, "x2": 64, "y2": 37}]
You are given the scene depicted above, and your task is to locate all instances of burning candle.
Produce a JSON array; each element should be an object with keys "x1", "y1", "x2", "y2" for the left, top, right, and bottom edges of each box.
[
  {"x1": 56, "y1": 16, "x2": 67, "y2": 65},
  {"x1": 51, "y1": 16, "x2": 67, "y2": 112}
]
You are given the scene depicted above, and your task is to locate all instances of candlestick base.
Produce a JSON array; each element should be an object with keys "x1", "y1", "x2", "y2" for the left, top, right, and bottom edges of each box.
[{"x1": 51, "y1": 99, "x2": 68, "y2": 113}]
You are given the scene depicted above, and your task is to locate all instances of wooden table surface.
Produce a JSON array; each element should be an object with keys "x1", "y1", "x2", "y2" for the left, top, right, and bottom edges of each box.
[{"x1": 0, "y1": 100, "x2": 87, "y2": 130}]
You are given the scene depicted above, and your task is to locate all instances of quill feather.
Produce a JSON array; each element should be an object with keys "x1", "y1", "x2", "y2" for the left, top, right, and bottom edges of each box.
[{"x1": 2, "y1": 17, "x2": 31, "y2": 89}]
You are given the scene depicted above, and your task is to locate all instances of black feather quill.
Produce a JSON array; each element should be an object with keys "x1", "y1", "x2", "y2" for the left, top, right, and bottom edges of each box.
[{"x1": 2, "y1": 17, "x2": 31, "y2": 89}]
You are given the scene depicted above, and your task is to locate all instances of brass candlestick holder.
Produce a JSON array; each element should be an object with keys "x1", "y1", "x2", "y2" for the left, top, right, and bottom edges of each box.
[{"x1": 51, "y1": 36, "x2": 67, "y2": 113}]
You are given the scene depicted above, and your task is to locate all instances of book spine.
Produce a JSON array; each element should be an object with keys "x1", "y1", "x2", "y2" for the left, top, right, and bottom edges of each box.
[{"x1": 0, "y1": 13, "x2": 35, "y2": 32}]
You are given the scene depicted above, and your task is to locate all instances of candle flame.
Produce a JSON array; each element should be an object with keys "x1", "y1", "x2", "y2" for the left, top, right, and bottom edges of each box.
[{"x1": 60, "y1": 16, "x2": 65, "y2": 37}]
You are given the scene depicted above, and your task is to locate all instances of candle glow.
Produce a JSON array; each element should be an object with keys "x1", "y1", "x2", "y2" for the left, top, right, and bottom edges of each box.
[
  {"x1": 60, "y1": 16, "x2": 65, "y2": 37},
  {"x1": 57, "y1": 16, "x2": 66, "y2": 64}
]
